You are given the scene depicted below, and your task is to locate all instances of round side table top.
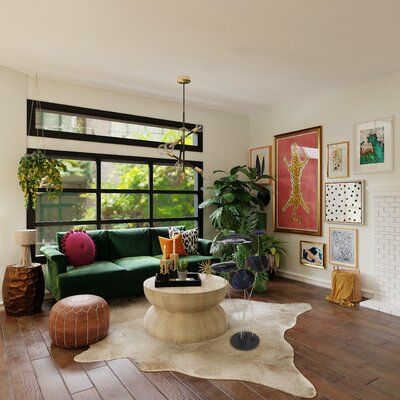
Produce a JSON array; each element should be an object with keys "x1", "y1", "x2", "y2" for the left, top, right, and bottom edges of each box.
[{"x1": 143, "y1": 273, "x2": 227, "y2": 295}]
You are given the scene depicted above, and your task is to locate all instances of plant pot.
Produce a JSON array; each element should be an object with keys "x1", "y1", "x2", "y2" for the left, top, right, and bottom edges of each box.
[{"x1": 177, "y1": 271, "x2": 188, "y2": 281}]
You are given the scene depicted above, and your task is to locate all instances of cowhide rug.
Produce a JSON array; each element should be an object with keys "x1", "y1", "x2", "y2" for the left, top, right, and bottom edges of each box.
[{"x1": 75, "y1": 297, "x2": 316, "y2": 398}]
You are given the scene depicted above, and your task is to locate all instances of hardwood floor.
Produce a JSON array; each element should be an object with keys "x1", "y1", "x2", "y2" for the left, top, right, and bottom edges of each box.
[{"x1": 1, "y1": 276, "x2": 400, "y2": 400}]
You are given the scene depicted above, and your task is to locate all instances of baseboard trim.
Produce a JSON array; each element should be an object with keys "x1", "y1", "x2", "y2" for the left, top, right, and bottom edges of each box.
[{"x1": 276, "y1": 270, "x2": 375, "y2": 299}]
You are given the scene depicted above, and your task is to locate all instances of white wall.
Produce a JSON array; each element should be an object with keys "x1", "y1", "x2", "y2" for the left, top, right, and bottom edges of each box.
[
  {"x1": 0, "y1": 70, "x2": 249, "y2": 303},
  {"x1": 249, "y1": 70, "x2": 400, "y2": 294},
  {"x1": 0, "y1": 66, "x2": 27, "y2": 302}
]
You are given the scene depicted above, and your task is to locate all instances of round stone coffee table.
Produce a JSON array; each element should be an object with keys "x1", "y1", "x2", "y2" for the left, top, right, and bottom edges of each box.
[{"x1": 143, "y1": 274, "x2": 228, "y2": 343}]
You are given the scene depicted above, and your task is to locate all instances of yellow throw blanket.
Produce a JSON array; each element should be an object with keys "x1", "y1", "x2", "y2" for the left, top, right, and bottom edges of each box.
[{"x1": 326, "y1": 269, "x2": 355, "y2": 307}]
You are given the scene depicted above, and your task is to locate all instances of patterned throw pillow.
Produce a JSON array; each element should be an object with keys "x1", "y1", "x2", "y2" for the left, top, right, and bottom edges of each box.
[{"x1": 169, "y1": 227, "x2": 199, "y2": 255}]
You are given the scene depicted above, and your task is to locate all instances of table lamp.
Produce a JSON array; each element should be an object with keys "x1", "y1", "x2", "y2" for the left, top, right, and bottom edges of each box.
[{"x1": 14, "y1": 229, "x2": 37, "y2": 267}]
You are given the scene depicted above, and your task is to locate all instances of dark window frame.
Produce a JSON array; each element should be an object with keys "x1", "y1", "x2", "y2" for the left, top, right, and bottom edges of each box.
[
  {"x1": 27, "y1": 100, "x2": 203, "y2": 152},
  {"x1": 27, "y1": 149, "x2": 203, "y2": 263}
]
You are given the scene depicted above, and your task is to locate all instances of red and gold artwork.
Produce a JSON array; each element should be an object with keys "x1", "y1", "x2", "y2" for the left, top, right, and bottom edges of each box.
[{"x1": 274, "y1": 127, "x2": 322, "y2": 236}]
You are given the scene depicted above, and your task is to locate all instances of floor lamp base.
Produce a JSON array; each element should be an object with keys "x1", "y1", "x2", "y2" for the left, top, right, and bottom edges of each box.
[{"x1": 230, "y1": 331, "x2": 260, "y2": 351}]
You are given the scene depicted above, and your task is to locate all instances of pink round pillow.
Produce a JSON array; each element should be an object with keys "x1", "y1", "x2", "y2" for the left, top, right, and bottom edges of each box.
[{"x1": 61, "y1": 231, "x2": 96, "y2": 267}]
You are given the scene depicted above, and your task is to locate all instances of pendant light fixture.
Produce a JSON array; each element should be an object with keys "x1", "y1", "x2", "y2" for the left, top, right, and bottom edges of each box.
[{"x1": 158, "y1": 76, "x2": 204, "y2": 177}]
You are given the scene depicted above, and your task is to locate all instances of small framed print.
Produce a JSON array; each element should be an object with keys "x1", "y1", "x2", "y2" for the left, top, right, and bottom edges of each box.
[
  {"x1": 354, "y1": 117, "x2": 393, "y2": 173},
  {"x1": 300, "y1": 241, "x2": 325, "y2": 269},
  {"x1": 327, "y1": 141, "x2": 349, "y2": 178},
  {"x1": 329, "y1": 227, "x2": 358, "y2": 269},
  {"x1": 249, "y1": 145, "x2": 272, "y2": 184},
  {"x1": 325, "y1": 180, "x2": 364, "y2": 225}
]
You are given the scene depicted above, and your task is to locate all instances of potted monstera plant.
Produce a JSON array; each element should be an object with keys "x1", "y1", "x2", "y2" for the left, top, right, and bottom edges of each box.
[{"x1": 18, "y1": 150, "x2": 66, "y2": 209}]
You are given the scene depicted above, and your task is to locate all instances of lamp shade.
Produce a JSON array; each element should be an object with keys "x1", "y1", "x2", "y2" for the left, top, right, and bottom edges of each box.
[{"x1": 15, "y1": 230, "x2": 37, "y2": 246}]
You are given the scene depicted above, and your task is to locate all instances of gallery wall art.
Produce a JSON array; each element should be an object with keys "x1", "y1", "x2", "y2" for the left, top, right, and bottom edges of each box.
[
  {"x1": 354, "y1": 117, "x2": 393, "y2": 173},
  {"x1": 325, "y1": 180, "x2": 364, "y2": 225},
  {"x1": 274, "y1": 126, "x2": 322, "y2": 236},
  {"x1": 329, "y1": 227, "x2": 358, "y2": 269},
  {"x1": 327, "y1": 141, "x2": 349, "y2": 178},
  {"x1": 300, "y1": 241, "x2": 325, "y2": 269},
  {"x1": 249, "y1": 145, "x2": 272, "y2": 184}
]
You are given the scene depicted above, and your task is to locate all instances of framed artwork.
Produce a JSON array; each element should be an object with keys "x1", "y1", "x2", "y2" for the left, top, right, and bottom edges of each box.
[
  {"x1": 329, "y1": 227, "x2": 358, "y2": 269},
  {"x1": 325, "y1": 180, "x2": 364, "y2": 225},
  {"x1": 274, "y1": 126, "x2": 322, "y2": 236},
  {"x1": 249, "y1": 145, "x2": 272, "y2": 184},
  {"x1": 300, "y1": 241, "x2": 325, "y2": 269},
  {"x1": 354, "y1": 117, "x2": 393, "y2": 173},
  {"x1": 327, "y1": 141, "x2": 349, "y2": 178}
]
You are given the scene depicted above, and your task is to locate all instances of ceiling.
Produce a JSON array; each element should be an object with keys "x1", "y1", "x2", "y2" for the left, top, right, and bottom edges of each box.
[{"x1": 1, "y1": 0, "x2": 400, "y2": 114}]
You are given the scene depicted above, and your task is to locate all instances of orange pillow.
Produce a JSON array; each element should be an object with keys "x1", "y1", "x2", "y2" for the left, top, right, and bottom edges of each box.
[{"x1": 158, "y1": 234, "x2": 187, "y2": 258}]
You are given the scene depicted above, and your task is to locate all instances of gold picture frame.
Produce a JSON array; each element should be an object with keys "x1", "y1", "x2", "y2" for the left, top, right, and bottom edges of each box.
[
  {"x1": 300, "y1": 241, "x2": 325, "y2": 269},
  {"x1": 327, "y1": 141, "x2": 349, "y2": 178},
  {"x1": 329, "y1": 227, "x2": 358, "y2": 269},
  {"x1": 274, "y1": 126, "x2": 322, "y2": 236},
  {"x1": 249, "y1": 145, "x2": 272, "y2": 184}
]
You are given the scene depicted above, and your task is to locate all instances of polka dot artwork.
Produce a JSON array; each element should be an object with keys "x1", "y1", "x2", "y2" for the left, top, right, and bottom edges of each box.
[{"x1": 325, "y1": 180, "x2": 364, "y2": 225}]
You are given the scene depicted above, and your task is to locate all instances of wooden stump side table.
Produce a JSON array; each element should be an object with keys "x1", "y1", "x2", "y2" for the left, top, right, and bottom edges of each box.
[{"x1": 2, "y1": 263, "x2": 45, "y2": 316}]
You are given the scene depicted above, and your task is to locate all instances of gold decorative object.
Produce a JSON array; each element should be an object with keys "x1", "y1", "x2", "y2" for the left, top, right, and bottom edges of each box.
[
  {"x1": 170, "y1": 253, "x2": 179, "y2": 271},
  {"x1": 199, "y1": 260, "x2": 215, "y2": 277}
]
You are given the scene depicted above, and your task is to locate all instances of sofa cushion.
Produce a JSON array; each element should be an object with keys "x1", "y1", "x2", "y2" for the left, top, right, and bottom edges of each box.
[
  {"x1": 158, "y1": 234, "x2": 187, "y2": 258},
  {"x1": 61, "y1": 231, "x2": 96, "y2": 267},
  {"x1": 150, "y1": 226, "x2": 185, "y2": 256},
  {"x1": 113, "y1": 256, "x2": 160, "y2": 271},
  {"x1": 58, "y1": 261, "x2": 126, "y2": 295},
  {"x1": 57, "y1": 230, "x2": 109, "y2": 261},
  {"x1": 108, "y1": 228, "x2": 151, "y2": 259},
  {"x1": 114, "y1": 256, "x2": 161, "y2": 285}
]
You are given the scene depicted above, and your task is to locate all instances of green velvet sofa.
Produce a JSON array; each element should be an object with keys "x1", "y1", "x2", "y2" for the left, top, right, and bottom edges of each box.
[{"x1": 40, "y1": 226, "x2": 216, "y2": 301}]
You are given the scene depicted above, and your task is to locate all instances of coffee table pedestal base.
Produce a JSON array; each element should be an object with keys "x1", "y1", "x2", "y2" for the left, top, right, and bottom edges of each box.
[{"x1": 144, "y1": 304, "x2": 227, "y2": 344}]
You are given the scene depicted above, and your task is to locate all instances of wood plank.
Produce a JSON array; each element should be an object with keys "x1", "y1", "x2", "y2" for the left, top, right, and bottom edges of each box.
[
  {"x1": 344, "y1": 321, "x2": 400, "y2": 344},
  {"x1": 51, "y1": 347, "x2": 93, "y2": 394},
  {"x1": 172, "y1": 372, "x2": 233, "y2": 400},
  {"x1": 143, "y1": 371, "x2": 200, "y2": 400},
  {"x1": 32, "y1": 357, "x2": 71, "y2": 399},
  {"x1": 17, "y1": 316, "x2": 50, "y2": 360},
  {"x1": 33, "y1": 311, "x2": 52, "y2": 349},
  {"x1": 86, "y1": 365, "x2": 133, "y2": 400},
  {"x1": 79, "y1": 359, "x2": 107, "y2": 371},
  {"x1": 210, "y1": 380, "x2": 267, "y2": 400},
  {"x1": 336, "y1": 376, "x2": 395, "y2": 400},
  {"x1": 343, "y1": 340, "x2": 400, "y2": 372},
  {"x1": 0, "y1": 327, "x2": 14, "y2": 400},
  {"x1": 369, "y1": 377, "x2": 400, "y2": 400},
  {"x1": 242, "y1": 382, "x2": 297, "y2": 400},
  {"x1": 107, "y1": 358, "x2": 166, "y2": 400},
  {"x1": 72, "y1": 388, "x2": 102, "y2": 400},
  {"x1": 294, "y1": 353, "x2": 345, "y2": 383},
  {"x1": 0, "y1": 313, "x2": 43, "y2": 400},
  {"x1": 299, "y1": 368, "x2": 360, "y2": 400}
]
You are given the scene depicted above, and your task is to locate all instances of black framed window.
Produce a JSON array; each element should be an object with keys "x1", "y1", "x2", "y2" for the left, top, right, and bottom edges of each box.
[
  {"x1": 27, "y1": 100, "x2": 203, "y2": 152},
  {"x1": 27, "y1": 149, "x2": 203, "y2": 261}
]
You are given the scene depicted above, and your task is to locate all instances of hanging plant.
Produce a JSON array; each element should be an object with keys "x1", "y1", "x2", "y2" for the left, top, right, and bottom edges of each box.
[{"x1": 18, "y1": 150, "x2": 67, "y2": 209}]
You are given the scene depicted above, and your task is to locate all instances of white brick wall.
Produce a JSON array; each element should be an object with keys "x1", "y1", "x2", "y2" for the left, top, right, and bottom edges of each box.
[{"x1": 363, "y1": 194, "x2": 400, "y2": 315}]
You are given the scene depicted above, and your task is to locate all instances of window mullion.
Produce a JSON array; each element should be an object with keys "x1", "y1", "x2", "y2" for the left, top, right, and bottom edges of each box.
[{"x1": 96, "y1": 157, "x2": 101, "y2": 230}]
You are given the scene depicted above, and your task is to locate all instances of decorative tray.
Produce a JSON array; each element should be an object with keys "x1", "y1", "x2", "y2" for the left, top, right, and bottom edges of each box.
[{"x1": 155, "y1": 272, "x2": 202, "y2": 287}]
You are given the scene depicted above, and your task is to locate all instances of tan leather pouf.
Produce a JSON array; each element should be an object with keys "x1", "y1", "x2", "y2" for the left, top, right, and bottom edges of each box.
[{"x1": 49, "y1": 294, "x2": 110, "y2": 348}]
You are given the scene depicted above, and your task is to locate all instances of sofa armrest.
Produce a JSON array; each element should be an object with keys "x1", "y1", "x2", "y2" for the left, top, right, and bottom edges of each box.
[
  {"x1": 40, "y1": 246, "x2": 68, "y2": 275},
  {"x1": 198, "y1": 238, "x2": 212, "y2": 256}
]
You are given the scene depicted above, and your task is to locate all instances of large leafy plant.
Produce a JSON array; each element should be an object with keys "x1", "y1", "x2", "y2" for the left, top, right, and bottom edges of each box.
[
  {"x1": 18, "y1": 150, "x2": 66, "y2": 209},
  {"x1": 199, "y1": 166, "x2": 272, "y2": 260}
]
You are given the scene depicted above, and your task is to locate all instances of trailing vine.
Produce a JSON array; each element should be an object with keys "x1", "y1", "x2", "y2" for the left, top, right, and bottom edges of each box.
[{"x1": 18, "y1": 150, "x2": 66, "y2": 209}]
